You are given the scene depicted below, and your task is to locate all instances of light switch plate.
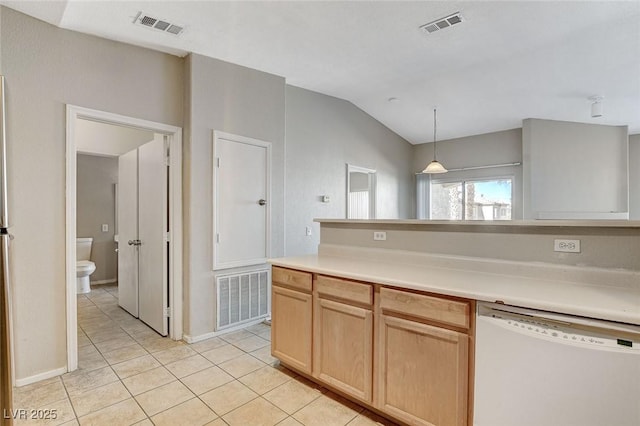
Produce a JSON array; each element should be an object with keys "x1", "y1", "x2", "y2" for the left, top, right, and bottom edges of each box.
[{"x1": 102, "y1": 224, "x2": 109, "y2": 232}]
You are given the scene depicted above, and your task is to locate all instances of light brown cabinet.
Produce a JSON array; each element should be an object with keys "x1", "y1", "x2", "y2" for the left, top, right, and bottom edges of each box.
[
  {"x1": 378, "y1": 314, "x2": 469, "y2": 426},
  {"x1": 271, "y1": 268, "x2": 313, "y2": 374},
  {"x1": 271, "y1": 266, "x2": 474, "y2": 426},
  {"x1": 376, "y1": 287, "x2": 472, "y2": 426},
  {"x1": 313, "y1": 275, "x2": 374, "y2": 403}
]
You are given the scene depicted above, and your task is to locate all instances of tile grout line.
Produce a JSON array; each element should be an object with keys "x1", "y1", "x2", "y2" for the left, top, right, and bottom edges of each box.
[
  {"x1": 78, "y1": 287, "x2": 361, "y2": 426},
  {"x1": 77, "y1": 290, "x2": 156, "y2": 424}
]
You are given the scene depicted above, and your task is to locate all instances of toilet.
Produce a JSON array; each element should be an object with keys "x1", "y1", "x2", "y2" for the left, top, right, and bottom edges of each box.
[{"x1": 76, "y1": 238, "x2": 96, "y2": 294}]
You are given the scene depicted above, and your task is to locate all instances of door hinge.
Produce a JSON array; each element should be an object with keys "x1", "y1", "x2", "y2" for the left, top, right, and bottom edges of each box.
[
  {"x1": 164, "y1": 232, "x2": 171, "y2": 243},
  {"x1": 164, "y1": 307, "x2": 172, "y2": 318},
  {"x1": 216, "y1": 157, "x2": 220, "y2": 168},
  {"x1": 164, "y1": 156, "x2": 170, "y2": 167},
  {"x1": 216, "y1": 233, "x2": 220, "y2": 244}
]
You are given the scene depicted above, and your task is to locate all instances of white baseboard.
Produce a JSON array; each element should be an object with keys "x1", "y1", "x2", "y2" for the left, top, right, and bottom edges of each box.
[
  {"x1": 91, "y1": 278, "x2": 117, "y2": 285},
  {"x1": 15, "y1": 366, "x2": 67, "y2": 387},
  {"x1": 184, "y1": 317, "x2": 268, "y2": 344},
  {"x1": 183, "y1": 332, "x2": 216, "y2": 344}
]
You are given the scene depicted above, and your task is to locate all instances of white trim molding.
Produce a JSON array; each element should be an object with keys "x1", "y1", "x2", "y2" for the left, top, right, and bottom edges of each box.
[
  {"x1": 212, "y1": 130, "x2": 272, "y2": 271},
  {"x1": 14, "y1": 367, "x2": 67, "y2": 388},
  {"x1": 346, "y1": 164, "x2": 377, "y2": 220},
  {"x1": 90, "y1": 279, "x2": 117, "y2": 285},
  {"x1": 183, "y1": 317, "x2": 267, "y2": 344},
  {"x1": 65, "y1": 105, "x2": 184, "y2": 373}
]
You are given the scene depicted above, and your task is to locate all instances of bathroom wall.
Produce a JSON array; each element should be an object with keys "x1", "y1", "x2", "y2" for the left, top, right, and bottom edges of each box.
[
  {"x1": 76, "y1": 154, "x2": 117, "y2": 283},
  {"x1": 1, "y1": 7, "x2": 184, "y2": 382}
]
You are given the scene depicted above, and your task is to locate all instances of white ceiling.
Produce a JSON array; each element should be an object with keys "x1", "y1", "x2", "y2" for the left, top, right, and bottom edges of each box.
[{"x1": 3, "y1": 1, "x2": 640, "y2": 144}]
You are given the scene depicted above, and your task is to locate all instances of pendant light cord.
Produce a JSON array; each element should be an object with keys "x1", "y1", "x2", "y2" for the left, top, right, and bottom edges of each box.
[{"x1": 433, "y1": 108, "x2": 438, "y2": 161}]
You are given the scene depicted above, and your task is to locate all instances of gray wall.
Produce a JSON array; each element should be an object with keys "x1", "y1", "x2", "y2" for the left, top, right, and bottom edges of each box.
[
  {"x1": 321, "y1": 222, "x2": 640, "y2": 271},
  {"x1": 523, "y1": 118, "x2": 628, "y2": 219},
  {"x1": 1, "y1": 8, "x2": 184, "y2": 381},
  {"x1": 630, "y1": 134, "x2": 640, "y2": 220},
  {"x1": 285, "y1": 85, "x2": 414, "y2": 256},
  {"x1": 76, "y1": 154, "x2": 117, "y2": 283},
  {"x1": 412, "y1": 128, "x2": 523, "y2": 219},
  {"x1": 184, "y1": 54, "x2": 285, "y2": 339}
]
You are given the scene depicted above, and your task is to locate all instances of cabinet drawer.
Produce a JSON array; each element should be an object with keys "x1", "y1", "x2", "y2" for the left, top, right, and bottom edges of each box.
[
  {"x1": 315, "y1": 275, "x2": 373, "y2": 306},
  {"x1": 380, "y1": 287, "x2": 470, "y2": 329},
  {"x1": 272, "y1": 267, "x2": 312, "y2": 292}
]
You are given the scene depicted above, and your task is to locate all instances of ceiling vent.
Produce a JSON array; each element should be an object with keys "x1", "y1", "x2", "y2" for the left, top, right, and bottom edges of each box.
[
  {"x1": 133, "y1": 12, "x2": 184, "y2": 36},
  {"x1": 420, "y1": 12, "x2": 464, "y2": 34}
]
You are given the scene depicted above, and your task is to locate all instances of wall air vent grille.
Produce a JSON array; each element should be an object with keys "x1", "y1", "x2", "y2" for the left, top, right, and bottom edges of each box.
[
  {"x1": 133, "y1": 12, "x2": 185, "y2": 36},
  {"x1": 166, "y1": 25, "x2": 184, "y2": 35},
  {"x1": 216, "y1": 269, "x2": 270, "y2": 330},
  {"x1": 420, "y1": 12, "x2": 464, "y2": 35}
]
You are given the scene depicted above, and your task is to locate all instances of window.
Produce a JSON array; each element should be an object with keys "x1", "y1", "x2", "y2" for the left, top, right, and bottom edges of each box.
[{"x1": 430, "y1": 178, "x2": 512, "y2": 220}]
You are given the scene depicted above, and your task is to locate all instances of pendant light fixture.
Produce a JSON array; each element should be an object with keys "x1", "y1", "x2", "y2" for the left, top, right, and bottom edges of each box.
[{"x1": 422, "y1": 108, "x2": 447, "y2": 174}]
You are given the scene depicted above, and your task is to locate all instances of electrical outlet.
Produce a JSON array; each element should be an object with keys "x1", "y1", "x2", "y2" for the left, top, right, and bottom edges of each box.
[
  {"x1": 102, "y1": 224, "x2": 109, "y2": 232},
  {"x1": 554, "y1": 239, "x2": 581, "y2": 253},
  {"x1": 373, "y1": 231, "x2": 387, "y2": 241},
  {"x1": 305, "y1": 226, "x2": 312, "y2": 236}
]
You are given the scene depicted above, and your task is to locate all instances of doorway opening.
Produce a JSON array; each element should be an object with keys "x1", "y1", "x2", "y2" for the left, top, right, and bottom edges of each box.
[
  {"x1": 66, "y1": 105, "x2": 183, "y2": 372},
  {"x1": 346, "y1": 164, "x2": 376, "y2": 219}
]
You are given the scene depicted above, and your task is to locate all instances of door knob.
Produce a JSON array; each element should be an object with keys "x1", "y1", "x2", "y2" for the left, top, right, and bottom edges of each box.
[
  {"x1": 127, "y1": 239, "x2": 141, "y2": 246},
  {"x1": 258, "y1": 199, "x2": 267, "y2": 206}
]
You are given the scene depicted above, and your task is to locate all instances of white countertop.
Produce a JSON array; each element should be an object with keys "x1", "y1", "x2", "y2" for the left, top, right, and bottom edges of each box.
[
  {"x1": 270, "y1": 245, "x2": 640, "y2": 326},
  {"x1": 315, "y1": 218, "x2": 640, "y2": 228}
]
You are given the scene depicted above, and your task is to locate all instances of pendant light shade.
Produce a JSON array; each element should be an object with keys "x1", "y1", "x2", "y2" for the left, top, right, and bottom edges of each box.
[
  {"x1": 423, "y1": 160, "x2": 448, "y2": 173},
  {"x1": 422, "y1": 108, "x2": 447, "y2": 174}
]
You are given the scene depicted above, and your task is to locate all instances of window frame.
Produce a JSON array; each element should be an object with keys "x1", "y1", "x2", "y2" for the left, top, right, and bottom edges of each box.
[{"x1": 429, "y1": 174, "x2": 515, "y2": 221}]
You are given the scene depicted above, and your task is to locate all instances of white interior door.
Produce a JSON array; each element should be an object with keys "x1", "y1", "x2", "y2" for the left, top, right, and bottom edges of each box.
[
  {"x1": 138, "y1": 135, "x2": 168, "y2": 336},
  {"x1": 118, "y1": 148, "x2": 139, "y2": 317},
  {"x1": 214, "y1": 133, "x2": 270, "y2": 269}
]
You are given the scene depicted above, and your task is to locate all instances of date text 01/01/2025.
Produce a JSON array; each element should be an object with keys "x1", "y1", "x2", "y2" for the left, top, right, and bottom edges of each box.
[{"x1": 3, "y1": 409, "x2": 58, "y2": 420}]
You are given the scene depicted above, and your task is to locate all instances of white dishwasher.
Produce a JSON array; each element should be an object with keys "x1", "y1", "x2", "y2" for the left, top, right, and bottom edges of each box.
[{"x1": 474, "y1": 302, "x2": 640, "y2": 426}]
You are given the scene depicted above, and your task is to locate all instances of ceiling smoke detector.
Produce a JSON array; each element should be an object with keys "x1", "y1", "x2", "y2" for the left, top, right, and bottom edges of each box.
[
  {"x1": 133, "y1": 12, "x2": 184, "y2": 36},
  {"x1": 420, "y1": 12, "x2": 464, "y2": 34}
]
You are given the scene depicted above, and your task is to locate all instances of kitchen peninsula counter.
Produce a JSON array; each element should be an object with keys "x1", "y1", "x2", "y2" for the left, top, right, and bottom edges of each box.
[{"x1": 271, "y1": 219, "x2": 640, "y2": 325}]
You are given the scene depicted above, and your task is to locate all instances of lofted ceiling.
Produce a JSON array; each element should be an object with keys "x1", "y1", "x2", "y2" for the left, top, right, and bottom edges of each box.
[{"x1": 2, "y1": 0, "x2": 639, "y2": 144}]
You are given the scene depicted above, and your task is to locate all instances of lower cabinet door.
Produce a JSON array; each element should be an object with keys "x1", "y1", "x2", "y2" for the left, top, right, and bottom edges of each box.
[
  {"x1": 378, "y1": 315, "x2": 469, "y2": 426},
  {"x1": 313, "y1": 298, "x2": 373, "y2": 403},
  {"x1": 271, "y1": 285, "x2": 313, "y2": 374}
]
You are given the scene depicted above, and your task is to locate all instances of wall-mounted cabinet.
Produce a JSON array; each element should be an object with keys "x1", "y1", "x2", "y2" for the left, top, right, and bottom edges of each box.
[{"x1": 271, "y1": 266, "x2": 475, "y2": 426}]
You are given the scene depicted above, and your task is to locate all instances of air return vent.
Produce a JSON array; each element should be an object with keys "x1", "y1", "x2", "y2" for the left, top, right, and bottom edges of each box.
[
  {"x1": 216, "y1": 269, "x2": 270, "y2": 330},
  {"x1": 133, "y1": 11, "x2": 184, "y2": 36},
  {"x1": 420, "y1": 12, "x2": 464, "y2": 34}
]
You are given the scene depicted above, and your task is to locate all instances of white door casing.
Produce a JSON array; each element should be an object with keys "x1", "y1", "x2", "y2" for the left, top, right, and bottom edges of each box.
[
  {"x1": 138, "y1": 135, "x2": 169, "y2": 336},
  {"x1": 66, "y1": 105, "x2": 183, "y2": 373},
  {"x1": 118, "y1": 148, "x2": 140, "y2": 317},
  {"x1": 213, "y1": 131, "x2": 271, "y2": 270}
]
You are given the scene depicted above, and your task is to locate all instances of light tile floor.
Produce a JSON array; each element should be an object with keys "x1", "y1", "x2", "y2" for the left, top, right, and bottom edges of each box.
[{"x1": 13, "y1": 284, "x2": 396, "y2": 426}]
